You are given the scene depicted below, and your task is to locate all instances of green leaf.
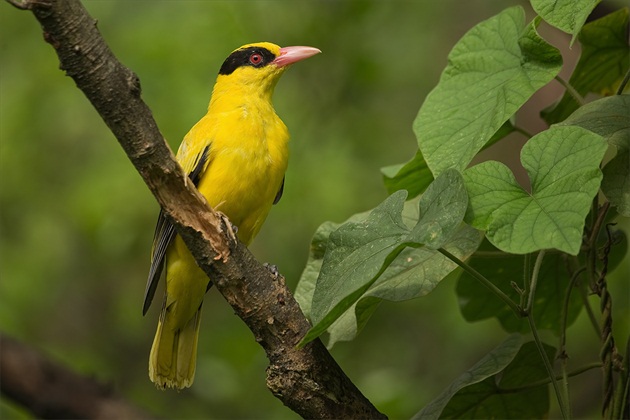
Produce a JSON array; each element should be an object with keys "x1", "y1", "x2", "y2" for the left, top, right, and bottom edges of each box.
[
  {"x1": 412, "y1": 334, "x2": 524, "y2": 420},
  {"x1": 382, "y1": 120, "x2": 515, "y2": 198},
  {"x1": 305, "y1": 190, "x2": 410, "y2": 340},
  {"x1": 531, "y1": 0, "x2": 601, "y2": 45},
  {"x1": 605, "y1": 226, "x2": 628, "y2": 272},
  {"x1": 415, "y1": 6, "x2": 561, "y2": 176},
  {"x1": 542, "y1": 8, "x2": 630, "y2": 124},
  {"x1": 410, "y1": 170, "x2": 469, "y2": 250},
  {"x1": 558, "y1": 95, "x2": 630, "y2": 215},
  {"x1": 295, "y1": 198, "x2": 425, "y2": 319},
  {"x1": 559, "y1": 94, "x2": 630, "y2": 150},
  {"x1": 300, "y1": 170, "x2": 469, "y2": 345},
  {"x1": 457, "y1": 240, "x2": 583, "y2": 334},
  {"x1": 440, "y1": 341, "x2": 554, "y2": 419},
  {"x1": 327, "y1": 224, "x2": 482, "y2": 347},
  {"x1": 464, "y1": 125, "x2": 607, "y2": 255},
  {"x1": 294, "y1": 221, "x2": 339, "y2": 318},
  {"x1": 381, "y1": 150, "x2": 434, "y2": 199},
  {"x1": 602, "y1": 150, "x2": 630, "y2": 216}
]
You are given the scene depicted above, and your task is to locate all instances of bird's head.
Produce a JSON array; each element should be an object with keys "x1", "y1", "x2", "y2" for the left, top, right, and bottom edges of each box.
[{"x1": 212, "y1": 42, "x2": 320, "y2": 101}]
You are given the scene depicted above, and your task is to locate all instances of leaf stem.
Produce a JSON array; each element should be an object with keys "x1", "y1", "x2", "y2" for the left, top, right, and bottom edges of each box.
[
  {"x1": 526, "y1": 250, "x2": 545, "y2": 314},
  {"x1": 438, "y1": 248, "x2": 523, "y2": 317},
  {"x1": 499, "y1": 362, "x2": 602, "y2": 393},
  {"x1": 555, "y1": 75, "x2": 585, "y2": 106},
  {"x1": 513, "y1": 125, "x2": 534, "y2": 139},
  {"x1": 523, "y1": 253, "x2": 532, "y2": 311},
  {"x1": 526, "y1": 250, "x2": 569, "y2": 419},
  {"x1": 617, "y1": 67, "x2": 630, "y2": 95}
]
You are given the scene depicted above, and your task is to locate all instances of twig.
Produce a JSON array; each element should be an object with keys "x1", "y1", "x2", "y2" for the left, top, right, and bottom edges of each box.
[{"x1": 438, "y1": 248, "x2": 523, "y2": 317}]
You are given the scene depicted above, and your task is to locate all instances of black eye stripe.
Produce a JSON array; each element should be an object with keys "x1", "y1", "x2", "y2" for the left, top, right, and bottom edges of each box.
[{"x1": 218, "y1": 47, "x2": 276, "y2": 75}]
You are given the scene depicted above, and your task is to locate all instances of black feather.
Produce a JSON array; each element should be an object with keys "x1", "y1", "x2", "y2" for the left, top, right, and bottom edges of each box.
[
  {"x1": 273, "y1": 176, "x2": 285, "y2": 205},
  {"x1": 143, "y1": 210, "x2": 174, "y2": 315},
  {"x1": 189, "y1": 145, "x2": 211, "y2": 186},
  {"x1": 219, "y1": 46, "x2": 276, "y2": 76}
]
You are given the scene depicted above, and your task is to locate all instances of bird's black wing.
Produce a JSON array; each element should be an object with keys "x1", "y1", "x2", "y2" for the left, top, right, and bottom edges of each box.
[
  {"x1": 273, "y1": 176, "x2": 285, "y2": 205},
  {"x1": 142, "y1": 210, "x2": 174, "y2": 315},
  {"x1": 142, "y1": 145, "x2": 211, "y2": 315}
]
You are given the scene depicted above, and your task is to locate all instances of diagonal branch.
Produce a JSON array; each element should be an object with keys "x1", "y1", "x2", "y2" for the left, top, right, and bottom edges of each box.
[
  {"x1": 6, "y1": 0, "x2": 386, "y2": 418},
  {"x1": 0, "y1": 333, "x2": 153, "y2": 419}
]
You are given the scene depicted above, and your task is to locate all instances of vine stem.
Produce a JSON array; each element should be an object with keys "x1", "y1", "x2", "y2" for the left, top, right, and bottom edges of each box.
[
  {"x1": 558, "y1": 267, "x2": 586, "y2": 420},
  {"x1": 611, "y1": 338, "x2": 630, "y2": 419},
  {"x1": 596, "y1": 223, "x2": 620, "y2": 419},
  {"x1": 528, "y1": 315, "x2": 569, "y2": 419},
  {"x1": 526, "y1": 250, "x2": 569, "y2": 420},
  {"x1": 555, "y1": 75, "x2": 585, "y2": 106},
  {"x1": 438, "y1": 248, "x2": 523, "y2": 317},
  {"x1": 617, "y1": 67, "x2": 630, "y2": 95},
  {"x1": 580, "y1": 281, "x2": 602, "y2": 337}
]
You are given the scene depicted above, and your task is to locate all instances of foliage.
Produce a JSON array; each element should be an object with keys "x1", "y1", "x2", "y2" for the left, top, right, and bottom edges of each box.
[
  {"x1": 2, "y1": 0, "x2": 629, "y2": 419},
  {"x1": 296, "y1": 2, "x2": 630, "y2": 419}
]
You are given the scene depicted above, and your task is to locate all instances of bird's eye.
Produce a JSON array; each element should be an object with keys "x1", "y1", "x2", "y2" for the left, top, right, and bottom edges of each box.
[{"x1": 249, "y1": 53, "x2": 263, "y2": 65}]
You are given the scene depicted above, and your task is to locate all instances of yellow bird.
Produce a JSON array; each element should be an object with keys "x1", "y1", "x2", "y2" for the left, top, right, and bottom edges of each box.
[{"x1": 143, "y1": 42, "x2": 320, "y2": 390}]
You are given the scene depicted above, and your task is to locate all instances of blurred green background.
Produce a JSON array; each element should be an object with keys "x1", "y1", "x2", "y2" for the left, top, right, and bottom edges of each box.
[{"x1": 1, "y1": 1, "x2": 628, "y2": 418}]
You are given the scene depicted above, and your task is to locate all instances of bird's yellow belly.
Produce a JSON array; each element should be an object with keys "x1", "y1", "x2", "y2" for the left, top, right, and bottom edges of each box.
[{"x1": 198, "y1": 146, "x2": 285, "y2": 245}]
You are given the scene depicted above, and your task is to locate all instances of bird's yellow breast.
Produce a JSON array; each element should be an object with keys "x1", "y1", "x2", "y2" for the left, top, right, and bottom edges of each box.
[{"x1": 177, "y1": 95, "x2": 289, "y2": 245}]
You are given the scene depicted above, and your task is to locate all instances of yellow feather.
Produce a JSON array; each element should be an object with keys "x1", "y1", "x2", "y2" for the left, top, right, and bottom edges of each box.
[{"x1": 147, "y1": 42, "x2": 319, "y2": 389}]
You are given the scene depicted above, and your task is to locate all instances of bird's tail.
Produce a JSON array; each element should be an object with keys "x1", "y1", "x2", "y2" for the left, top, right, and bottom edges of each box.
[{"x1": 149, "y1": 303, "x2": 202, "y2": 390}]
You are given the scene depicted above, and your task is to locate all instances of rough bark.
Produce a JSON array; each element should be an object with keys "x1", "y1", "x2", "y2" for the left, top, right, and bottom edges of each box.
[{"x1": 4, "y1": 0, "x2": 386, "y2": 418}]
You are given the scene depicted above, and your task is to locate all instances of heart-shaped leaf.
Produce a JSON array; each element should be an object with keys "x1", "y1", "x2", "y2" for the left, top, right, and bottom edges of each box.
[{"x1": 464, "y1": 125, "x2": 607, "y2": 255}]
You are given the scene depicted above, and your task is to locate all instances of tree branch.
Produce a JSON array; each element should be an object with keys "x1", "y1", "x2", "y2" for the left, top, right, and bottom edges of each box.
[
  {"x1": 0, "y1": 333, "x2": 153, "y2": 419},
  {"x1": 6, "y1": 0, "x2": 385, "y2": 418}
]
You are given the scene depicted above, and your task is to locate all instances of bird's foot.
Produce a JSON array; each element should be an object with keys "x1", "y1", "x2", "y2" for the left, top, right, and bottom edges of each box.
[{"x1": 216, "y1": 211, "x2": 238, "y2": 244}]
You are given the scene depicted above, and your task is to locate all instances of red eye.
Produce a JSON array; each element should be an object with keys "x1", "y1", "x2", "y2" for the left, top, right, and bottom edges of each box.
[{"x1": 249, "y1": 53, "x2": 263, "y2": 65}]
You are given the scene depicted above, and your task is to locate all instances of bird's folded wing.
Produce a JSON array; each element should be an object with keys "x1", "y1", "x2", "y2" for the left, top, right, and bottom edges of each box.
[{"x1": 142, "y1": 145, "x2": 212, "y2": 315}]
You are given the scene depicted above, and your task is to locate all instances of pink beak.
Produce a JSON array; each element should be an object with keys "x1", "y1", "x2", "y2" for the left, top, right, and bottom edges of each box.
[{"x1": 272, "y1": 46, "x2": 321, "y2": 67}]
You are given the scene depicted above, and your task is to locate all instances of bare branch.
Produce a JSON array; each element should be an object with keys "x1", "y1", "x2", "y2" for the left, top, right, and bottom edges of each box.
[
  {"x1": 5, "y1": 0, "x2": 386, "y2": 418},
  {"x1": 0, "y1": 333, "x2": 153, "y2": 419}
]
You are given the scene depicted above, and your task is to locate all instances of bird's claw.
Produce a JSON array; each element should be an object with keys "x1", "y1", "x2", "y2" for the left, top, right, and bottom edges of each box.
[{"x1": 216, "y1": 211, "x2": 238, "y2": 244}]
